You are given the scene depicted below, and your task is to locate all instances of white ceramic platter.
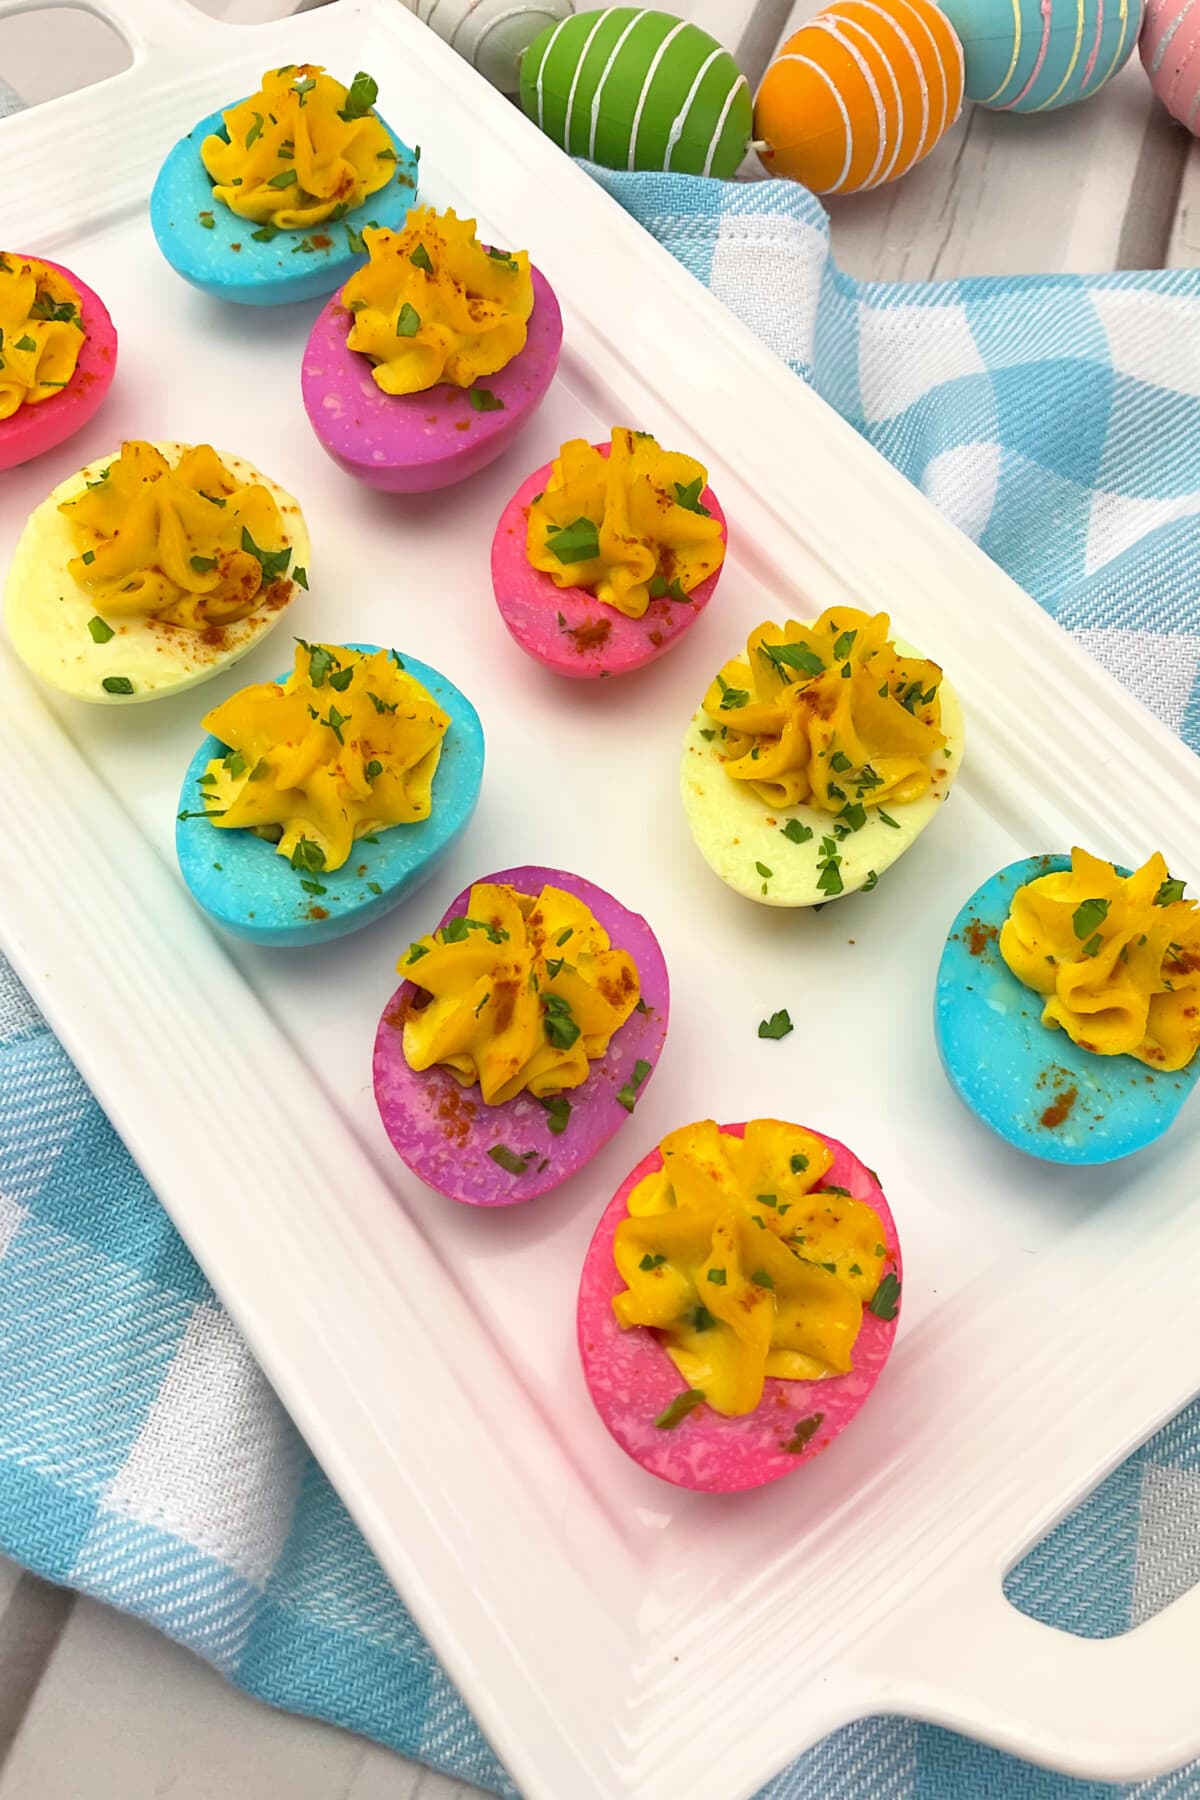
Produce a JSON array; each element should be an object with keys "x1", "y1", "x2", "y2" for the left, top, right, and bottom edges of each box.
[{"x1": 2, "y1": 4, "x2": 1199, "y2": 1796}]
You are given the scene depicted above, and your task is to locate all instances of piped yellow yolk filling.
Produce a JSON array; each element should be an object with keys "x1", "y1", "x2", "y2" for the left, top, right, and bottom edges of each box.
[
  {"x1": 60, "y1": 441, "x2": 293, "y2": 632},
  {"x1": 702, "y1": 607, "x2": 946, "y2": 811},
  {"x1": 201, "y1": 64, "x2": 395, "y2": 229},
  {"x1": 613, "y1": 1120, "x2": 890, "y2": 1417},
  {"x1": 401, "y1": 882, "x2": 640, "y2": 1106},
  {"x1": 526, "y1": 429, "x2": 725, "y2": 620},
  {"x1": 342, "y1": 209, "x2": 533, "y2": 395},
  {"x1": 198, "y1": 643, "x2": 448, "y2": 875},
  {"x1": 1000, "y1": 848, "x2": 1200, "y2": 1071},
  {"x1": 0, "y1": 255, "x2": 84, "y2": 421}
]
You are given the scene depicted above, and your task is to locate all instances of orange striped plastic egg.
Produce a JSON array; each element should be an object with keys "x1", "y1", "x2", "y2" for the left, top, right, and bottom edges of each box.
[{"x1": 753, "y1": 0, "x2": 966, "y2": 193}]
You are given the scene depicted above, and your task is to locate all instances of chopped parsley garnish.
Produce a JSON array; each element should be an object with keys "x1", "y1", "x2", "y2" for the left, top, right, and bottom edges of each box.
[
  {"x1": 338, "y1": 70, "x2": 379, "y2": 121},
  {"x1": 699, "y1": 728, "x2": 716, "y2": 741},
  {"x1": 198, "y1": 211, "x2": 215, "y2": 230},
  {"x1": 364, "y1": 759, "x2": 383, "y2": 781},
  {"x1": 468, "y1": 386, "x2": 505, "y2": 412},
  {"x1": 86, "y1": 614, "x2": 113, "y2": 644},
  {"x1": 485, "y1": 245, "x2": 518, "y2": 269},
  {"x1": 246, "y1": 112, "x2": 264, "y2": 147},
  {"x1": 782, "y1": 1414, "x2": 823, "y2": 1454},
  {"x1": 300, "y1": 878, "x2": 326, "y2": 896},
  {"x1": 877, "y1": 809, "x2": 900, "y2": 829},
  {"x1": 750, "y1": 1269, "x2": 774, "y2": 1289},
  {"x1": 302, "y1": 641, "x2": 337, "y2": 687},
  {"x1": 327, "y1": 665, "x2": 354, "y2": 694},
  {"x1": 319, "y1": 704, "x2": 349, "y2": 744},
  {"x1": 755, "y1": 862, "x2": 773, "y2": 880},
  {"x1": 648, "y1": 575, "x2": 689, "y2": 603},
  {"x1": 545, "y1": 517, "x2": 600, "y2": 564},
  {"x1": 396, "y1": 301, "x2": 421, "y2": 337},
  {"x1": 638, "y1": 1253, "x2": 666, "y2": 1271},
  {"x1": 758, "y1": 1009, "x2": 793, "y2": 1040},
  {"x1": 101, "y1": 675, "x2": 133, "y2": 694},
  {"x1": 790, "y1": 1153, "x2": 808, "y2": 1173},
  {"x1": 224, "y1": 750, "x2": 247, "y2": 777},
  {"x1": 868, "y1": 1272, "x2": 901, "y2": 1321},
  {"x1": 30, "y1": 293, "x2": 80, "y2": 325},
  {"x1": 672, "y1": 476, "x2": 711, "y2": 516},
  {"x1": 240, "y1": 527, "x2": 291, "y2": 584},
  {"x1": 290, "y1": 839, "x2": 326, "y2": 873},
  {"x1": 406, "y1": 942, "x2": 429, "y2": 964},
  {"x1": 707, "y1": 1267, "x2": 727, "y2": 1285},
  {"x1": 555, "y1": 927, "x2": 573, "y2": 947},
  {"x1": 716, "y1": 673, "x2": 749, "y2": 711},
  {"x1": 1081, "y1": 932, "x2": 1103, "y2": 958},
  {"x1": 488, "y1": 1144, "x2": 536, "y2": 1176},
  {"x1": 189, "y1": 554, "x2": 217, "y2": 574},
  {"x1": 816, "y1": 844, "x2": 844, "y2": 897},
  {"x1": 781, "y1": 818, "x2": 814, "y2": 844},
  {"x1": 267, "y1": 168, "x2": 298, "y2": 189},
  {"x1": 543, "y1": 992, "x2": 581, "y2": 1050},
  {"x1": 862, "y1": 870, "x2": 879, "y2": 891},
  {"x1": 293, "y1": 565, "x2": 309, "y2": 590},
  {"x1": 832, "y1": 629, "x2": 857, "y2": 661},
  {"x1": 251, "y1": 225, "x2": 279, "y2": 243},
  {"x1": 293, "y1": 76, "x2": 316, "y2": 98},
  {"x1": 442, "y1": 915, "x2": 507, "y2": 945},
  {"x1": 760, "y1": 640, "x2": 824, "y2": 679},
  {"x1": 1155, "y1": 876, "x2": 1187, "y2": 906},
  {"x1": 691, "y1": 1304, "x2": 716, "y2": 1332},
  {"x1": 538, "y1": 1094, "x2": 572, "y2": 1136},
  {"x1": 1072, "y1": 896, "x2": 1110, "y2": 940},
  {"x1": 473, "y1": 991, "x2": 490, "y2": 1018},
  {"x1": 368, "y1": 690, "x2": 397, "y2": 714},
  {"x1": 829, "y1": 750, "x2": 852, "y2": 773},
  {"x1": 823, "y1": 1185, "x2": 851, "y2": 1197},
  {"x1": 15, "y1": 334, "x2": 36, "y2": 352},
  {"x1": 616, "y1": 1058, "x2": 652, "y2": 1113},
  {"x1": 654, "y1": 1389, "x2": 705, "y2": 1431}
]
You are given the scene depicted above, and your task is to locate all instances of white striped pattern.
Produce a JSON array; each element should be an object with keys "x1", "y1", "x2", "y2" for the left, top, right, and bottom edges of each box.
[
  {"x1": 770, "y1": 52, "x2": 856, "y2": 192},
  {"x1": 838, "y1": 0, "x2": 931, "y2": 173},
  {"x1": 837, "y1": 12, "x2": 907, "y2": 185},
  {"x1": 701, "y1": 72, "x2": 749, "y2": 177},
  {"x1": 559, "y1": 9, "x2": 613, "y2": 147},
  {"x1": 664, "y1": 44, "x2": 724, "y2": 169},
  {"x1": 627, "y1": 18, "x2": 689, "y2": 170},
  {"x1": 531, "y1": 10, "x2": 577, "y2": 129},
  {"x1": 588, "y1": 10, "x2": 650, "y2": 160},
  {"x1": 809, "y1": 15, "x2": 889, "y2": 188}
]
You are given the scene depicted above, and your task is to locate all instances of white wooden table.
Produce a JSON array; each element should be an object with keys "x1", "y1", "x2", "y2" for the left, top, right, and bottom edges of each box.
[{"x1": 0, "y1": 0, "x2": 1195, "y2": 1794}]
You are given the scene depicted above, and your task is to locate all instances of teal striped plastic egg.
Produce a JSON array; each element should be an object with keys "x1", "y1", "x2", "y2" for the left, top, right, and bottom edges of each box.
[
  {"x1": 519, "y1": 7, "x2": 752, "y2": 175},
  {"x1": 940, "y1": 0, "x2": 1143, "y2": 109}
]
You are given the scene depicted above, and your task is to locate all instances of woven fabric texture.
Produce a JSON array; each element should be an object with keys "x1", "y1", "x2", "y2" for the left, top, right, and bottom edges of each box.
[{"x1": 1, "y1": 169, "x2": 1199, "y2": 1798}]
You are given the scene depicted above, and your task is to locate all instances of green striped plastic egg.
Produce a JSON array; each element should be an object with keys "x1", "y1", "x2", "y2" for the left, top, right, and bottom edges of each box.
[{"x1": 520, "y1": 8, "x2": 752, "y2": 176}]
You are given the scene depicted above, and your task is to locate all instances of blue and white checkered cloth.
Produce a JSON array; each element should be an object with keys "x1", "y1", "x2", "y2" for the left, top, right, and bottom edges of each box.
[{"x1": 2, "y1": 164, "x2": 1200, "y2": 1799}]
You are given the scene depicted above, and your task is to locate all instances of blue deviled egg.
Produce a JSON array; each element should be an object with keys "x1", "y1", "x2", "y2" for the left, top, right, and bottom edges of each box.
[
  {"x1": 935, "y1": 850, "x2": 1200, "y2": 1164},
  {"x1": 151, "y1": 63, "x2": 419, "y2": 307},
  {"x1": 176, "y1": 641, "x2": 483, "y2": 946}
]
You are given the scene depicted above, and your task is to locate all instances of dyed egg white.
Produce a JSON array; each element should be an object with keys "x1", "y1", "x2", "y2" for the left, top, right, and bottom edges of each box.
[
  {"x1": 150, "y1": 107, "x2": 419, "y2": 307},
  {"x1": 3, "y1": 444, "x2": 309, "y2": 705},
  {"x1": 491, "y1": 444, "x2": 727, "y2": 678},
  {"x1": 406, "y1": 0, "x2": 575, "y2": 93},
  {"x1": 1141, "y1": 0, "x2": 1200, "y2": 132},
  {"x1": 302, "y1": 265, "x2": 563, "y2": 493},
  {"x1": 935, "y1": 856, "x2": 1200, "y2": 1163},
  {"x1": 754, "y1": 0, "x2": 965, "y2": 193},
  {"x1": 176, "y1": 645, "x2": 484, "y2": 947},
  {"x1": 0, "y1": 258, "x2": 118, "y2": 474},
  {"x1": 941, "y1": 0, "x2": 1142, "y2": 109},
  {"x1": 520, "y1": 7, "x2": 752, "y2": 176},
  {"x1": 681, "y1": 646, "x2": 964, "y2": 906}
]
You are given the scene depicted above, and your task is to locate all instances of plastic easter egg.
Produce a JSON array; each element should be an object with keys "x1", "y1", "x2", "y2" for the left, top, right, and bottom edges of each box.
[
  {"x1": 492, "y1": 440, "x2": 727, "y2": 678},
  {"x1": 302, "y1": 265, "x2": 562, "y2": 493},
  {"x1": 4, "y1": 442, "x2": 308, "y2": 706},
  {"x1": 754, "y1": 0, "x2": 965, "y2": 192},
  {"x1": 520, "y1": 8, "x2": 752, "y2": 176},
  {"x1": 373, "y1": 865, "x2": 669, "y2": 1206},
  {"x1": 1141, "y1": 0, "x2": 1200, "y2": 131},
  {"x1": 151, "y1": 99, "x2": 419, "y2": 307},
  {"x1": 177, "y1": 644, "x2": 483, "y2": 947},
  {"x1": 0, "y1": 256, "x2": 117, "y2": 473},
  {"x1": 407, "y1": 0, "x2": 576, "y2": 93},
  {"x1": 578, "y1": 1123, "x2": 902, "y2": 1492},
  {"x1": 942, "y1": 0, "x2": 1142, "y2": 108},
  {"x1": 935, "y1": 856, "x2": 1200, "y2": 1163}
]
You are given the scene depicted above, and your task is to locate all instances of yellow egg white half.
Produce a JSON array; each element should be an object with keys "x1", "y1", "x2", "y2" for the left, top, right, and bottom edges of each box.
[
  {"x1": 681, "y1": 651, "x2": 965, "y2": 907},
  {"x1": 3, "y1": 442, "x2": 310, "y2": 705}
]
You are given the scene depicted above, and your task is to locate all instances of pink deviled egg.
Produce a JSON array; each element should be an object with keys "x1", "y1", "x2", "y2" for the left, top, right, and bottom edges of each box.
[
  {"x1": 491, "y1": 428, "x2": 727, "y2": 679},
  {"x1": 0, "y1": 253, "x2": 117, "y2": 473},
  {"x1": 373, "y1": 864, "x2": 668, "y2": 1206},
  {"x1": 302, "y1": 206, "x2": 562, "y2": 492},
  {"x1": 578, "y1": 1119, "x2": 901, "y2": 1492}
]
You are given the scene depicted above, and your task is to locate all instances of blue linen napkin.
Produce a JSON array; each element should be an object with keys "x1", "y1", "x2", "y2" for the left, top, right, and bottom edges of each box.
[{"x1": 2, "y1": 166, "x2": 1199, "y2": 1799}]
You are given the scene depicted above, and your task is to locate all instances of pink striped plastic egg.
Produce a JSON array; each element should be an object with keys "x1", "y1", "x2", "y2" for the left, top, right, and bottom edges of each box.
[{"x1": 1140, "y1": 0, "x2": 1200, "y2": 131}]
